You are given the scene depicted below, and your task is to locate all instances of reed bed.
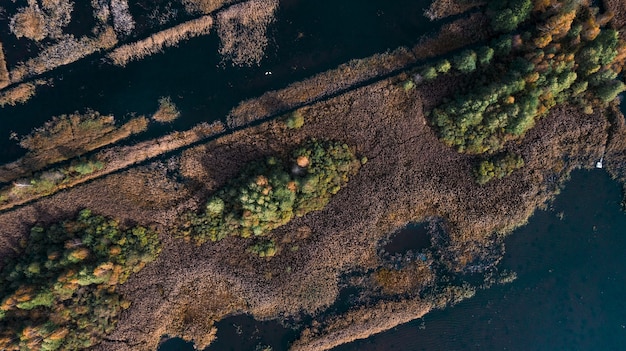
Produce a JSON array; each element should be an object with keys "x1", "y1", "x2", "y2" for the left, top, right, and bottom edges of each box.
[
  {"x1": 10, "y1": 27, "x2": 118, "y2": 83},
  {"x1": 0, "y1": 79, "x2": 48, "y2": 108},
  {"x1": 108, "y1": 15, "x2": 214, "y2": 66},
  {"x1": 217, "y1": 0, "x2": 279, "y2": 66},
  {"x1": 0, "y1": 43, "x2": 9, "y2": 89}
]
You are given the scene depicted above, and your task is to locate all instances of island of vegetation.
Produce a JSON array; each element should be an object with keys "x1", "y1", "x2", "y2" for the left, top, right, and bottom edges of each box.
[{"x1": 1, "y1": 0, "x2": 626, "y2": 350}]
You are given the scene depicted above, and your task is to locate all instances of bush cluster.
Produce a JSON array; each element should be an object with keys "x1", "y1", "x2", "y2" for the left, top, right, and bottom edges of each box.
[
  {"x1": 416, "y1": 45, "x2": 496, "y2": 84},
  {"x1": 474, "y1": 153, "x2": 525, "y2": 185},
  {"x1": 0, "y1": 210, "x2": 161, "y2": 350},
  {"x1": 285, "y1": 111, "x2": 305, "y2": 129},
  {"x1": 182, "y1": 140, "x2": 361, "y2": 248},
  {"x1": 0, "y1": 158, "x2": 105, "y2": 206},
  {"x1": 429, "y1": 1, "x2": 626, "y2": 155}
]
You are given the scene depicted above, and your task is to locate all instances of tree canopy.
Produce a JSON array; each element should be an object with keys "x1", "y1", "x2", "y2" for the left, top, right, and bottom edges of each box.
[
  {"x1": 0, "y1": 210, "x2": 161, "y2": 351},
  {"x1": 182, "y1": 140, "x2": 362, "y2": 251}
]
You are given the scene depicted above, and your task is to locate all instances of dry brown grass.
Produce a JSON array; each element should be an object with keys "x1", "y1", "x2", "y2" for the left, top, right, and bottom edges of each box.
[
  {"x1": 217, "y1": 0, "x2": 278, "y2": 66},
  {"x1": 291, "y1": 299, "x2": 433, "y2": 351},
  {"x1": 0, "y1": 111, "x2": 148, "y2": 184},
  {"x1": 0, "y1": 79, "x2": 48, "y2": 108},
  {"x1": 413, "y1": 12, "x2": 492, "y2": 60},
  {"x1": 110, "y1": 0, "x2": 135, "y2": 36},
  {"x1": 182, "y1": 0, "x2": 236, "y2": 14},
  {"x1": 227, "y1": 47, "x2": 416, "y2": 128},
  {"x1": 10, "y1": 3, "x2": 47, "y2": 41},
  {"x1": 424, "y1": 0, "x2": 485, "y2": 20},
  {"x1": 108, "y1": 15, "x2": 214, "y2": 66},
  {"x1": 603, "y1": 0, "x2": 626, "y2": 29},
  {"x1": 0, "y1": 68, "x2": 621, "y2": 351},
  {"x1": 0, "y1": 43, "x2": 10, "y2": 90},
  {"x1": 39, "y1": 0, "x2": 74, "y2": 38},
  {"x1": 0, "y1": 10, "x2": 624, "y2": 350},
  {"x1": 91, "y1": 0, "x2": 111, "y2": 24},
  {"x1": 9, "y1": 0, "x2": 74, "y2": 41},
  {"x1": 0, "y1": 122, "x2": 225, "y2": 211},
  {"x1": 152, "y1": 97, "x2": 181, "y2": 123},
  {"x1": 227, "y1": 13, "x2": 491, "y2": 128},
  {"x1": 10, "y1": 27, "x2": 118, "y2": 84}
]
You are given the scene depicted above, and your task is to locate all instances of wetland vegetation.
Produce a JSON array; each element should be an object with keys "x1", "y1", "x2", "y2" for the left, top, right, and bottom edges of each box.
[{"x1": 0, "y1": 0, "x2": 625, "y2": 350}]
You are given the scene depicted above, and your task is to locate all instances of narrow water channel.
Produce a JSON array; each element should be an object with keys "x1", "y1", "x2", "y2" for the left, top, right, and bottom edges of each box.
[{"x1": 0, "y1": 0, "x2": 437, "y2": 164}]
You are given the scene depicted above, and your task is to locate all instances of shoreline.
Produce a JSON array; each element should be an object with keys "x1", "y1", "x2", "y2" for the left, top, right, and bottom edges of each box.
[
  {"x1": 1, "y1": 66, "x2": 622, "y2": 351},
  {"x1": 1, "y1": 1, "x2": 626, "y2": 350}
]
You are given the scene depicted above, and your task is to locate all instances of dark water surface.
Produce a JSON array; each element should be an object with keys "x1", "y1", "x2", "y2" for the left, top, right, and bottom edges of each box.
[
  {"x1": 384, "y1": 222, "x2": 432, "y2": 255},
  {"x1": 0, "y1": 0, "x2": 436, "y2": 164},
  {"x1": 334, "y1": 170, "x2": 626, "y2": 351},
  {"x1": 159, "y1": 171, "x2": 626, "y2": 351}
]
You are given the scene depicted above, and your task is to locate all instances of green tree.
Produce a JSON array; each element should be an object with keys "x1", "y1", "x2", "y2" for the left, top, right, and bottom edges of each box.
[
  {"x1": 477, "y1": 46, "x2": 495, "y2": 66},
  {"x1": 489, "y1": 0, "x2": 532, "y2": 32},
  {"x1": 453, "y1": 50, "x2": 478, "y2": 73},
  {"x1": 182, "y1": 140, "x2": 361, "y2": 247},
  {"x1": 594, "y1": 80, "x2": 625, "y2": 103},
  {"x1": 0, "y1": 210, "x2": 160, "y2": 351},
  {"x1": 435, "y1": 59, "x2": 452, "y2": 73},
  {"x1": 422, "y1": 66, "x2": 438, "y2": 80},
  {"x1": 286, "y1": 111, "x2": 305, "y2": 129}
]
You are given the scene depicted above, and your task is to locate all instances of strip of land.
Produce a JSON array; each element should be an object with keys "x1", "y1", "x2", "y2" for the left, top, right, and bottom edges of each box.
[
  {"x1": 0, "y1": 42, "x2": 9, "y2": 89},
  {"x1": 1, "y1": 2, "x2": 626, "y2": 351},
  {"x1": 0, "y1": 122, "x2": 224, "y2": 212},
  {"x1": 108, "y1": 15, "x2": 214, "y2": 66}
]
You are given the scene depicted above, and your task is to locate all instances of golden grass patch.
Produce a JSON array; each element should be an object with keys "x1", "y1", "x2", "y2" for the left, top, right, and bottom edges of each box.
[
  {"x1": 0, "y1": 80, "x2": 48, "y2": 108},
  {"x1": 10, "y1": 27, "x2": 118, "y2": 84},
  {"x1": 217, "y1": 0, "x2": 279, "y2": 66},
  {"x1": 152, "y1": 97, "x2": 181, "y2": 123},
  {"x1": 0, "y1": 43, "x2": 9, "y2": 90},
  {"x1": 108, "y1": 15, "x2": 214, "y2": 66}
]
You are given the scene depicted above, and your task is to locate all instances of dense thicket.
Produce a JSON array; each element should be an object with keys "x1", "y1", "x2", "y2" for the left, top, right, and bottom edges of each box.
[
  {"x1": 0, "y1": 210, "x2": 161, "y2": 350},
  {"x1": 428, "y1": 0, "x2": 626, "y2": 155},
  {"x1": 474, "y1": 153, "x2": 525, "y2": 184},
  {"x1": 181, "y1": 140, "x2": 361, "y2": 251}
]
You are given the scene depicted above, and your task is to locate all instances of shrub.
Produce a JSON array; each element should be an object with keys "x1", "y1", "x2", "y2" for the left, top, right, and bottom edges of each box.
[
  {"x1": 474, "y1": 153, "x2": 525, "y2": 185},
  {"x1": 435, "y1": 59, "x2": 452, "y2": 73},
  {"x1": 182, "y1": 140, "x2": 361, "y2": 248},
  {"x1": 453, "y1": 50, "x2": 477, "y2": 73},
  {"x1": 422, "y1": 66, "x2": 438, "y2": 80},
  {"x1": 152, "y1": 96, "x2": 181, "y2": 123},
  {"x1": 492, "y1": 35, "x2": 513, "y2": 56},
  {"x1": 286, "y1": 111, "x2": 305, "y2": 129},
  {"x1": 403, "y1": 79, "x2": 416, "y2": 91},
  {"x1": 248, "y1": 239, "x2": 277, "y2": 257},
  {"x1": 594, "y1": 80, "x2": 625, "y2": 103},
  {"x1": 477, "y1": 46, "x2": 495, "y2": 66},
  {"x1": 0, "y1": 210, "x2": 160, "y2": 351}
]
